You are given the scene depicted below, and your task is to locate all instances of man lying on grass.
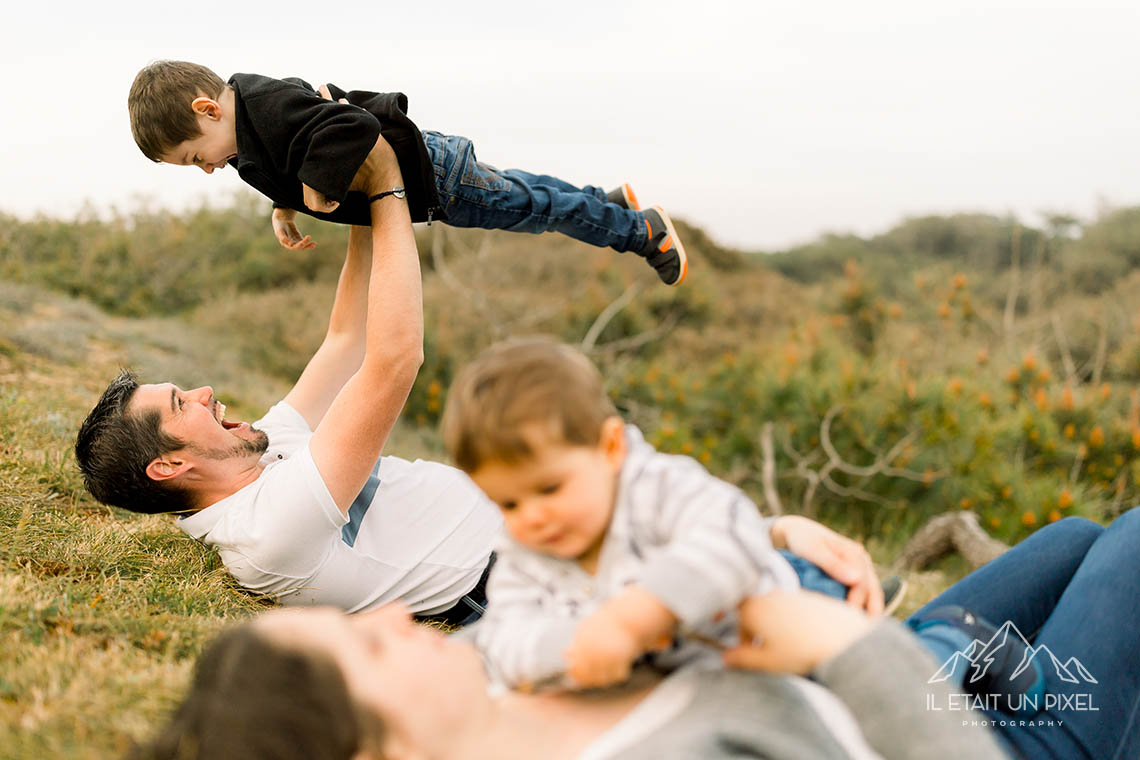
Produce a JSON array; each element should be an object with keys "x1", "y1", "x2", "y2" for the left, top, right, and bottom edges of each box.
[{"x1": 74, "y1": 132, "x2": 502, "y2": 625}]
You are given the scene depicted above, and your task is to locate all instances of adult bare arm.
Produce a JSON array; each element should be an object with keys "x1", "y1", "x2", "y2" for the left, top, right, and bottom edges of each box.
[
  {"x1": 282, "y1": 223, "x2": 372, "y2": 429},
  {"x1": 306, "y1": 134, "x2": 424, "y2": 513}
]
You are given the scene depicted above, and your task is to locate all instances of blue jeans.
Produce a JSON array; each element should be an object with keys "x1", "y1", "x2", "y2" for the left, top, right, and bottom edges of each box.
[
  {"x1": 421, "y1": 131, "x2": 649, "y2": 253},
  {"x1": 907, "y1": 513, "x2": 1140, "y2": 760},
  {"x1": 780, "y1": 550, "x2": 850, "y2": 600}
]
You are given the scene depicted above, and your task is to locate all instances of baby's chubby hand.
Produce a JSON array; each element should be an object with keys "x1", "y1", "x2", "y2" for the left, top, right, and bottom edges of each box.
[{"x1": 564, "y1": 607, "x2": 642, "y2": 689}]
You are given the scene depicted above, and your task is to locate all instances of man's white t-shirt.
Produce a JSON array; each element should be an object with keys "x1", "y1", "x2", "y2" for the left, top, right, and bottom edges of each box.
[{"x1": 177, "y1": 401, "x2": 502, "y2": 614}]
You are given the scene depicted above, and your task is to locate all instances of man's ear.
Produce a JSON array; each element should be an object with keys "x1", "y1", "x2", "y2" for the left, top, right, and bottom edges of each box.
[
  {"x1": 599, "y1": 416, "x2": 627, "y2": 467},
  {"x1": 190, "y1": 96, "x2": 221, "y2": 120},
  {"x1": 145, "y1": 454, "x2": 191, "y2": 483}
]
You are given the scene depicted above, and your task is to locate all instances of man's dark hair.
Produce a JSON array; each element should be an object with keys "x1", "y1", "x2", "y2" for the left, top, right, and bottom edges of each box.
[
  {"x1": 130, "y1": 626, "x2": 375, "y2": 760},
  {"x1": 75, "y1": 370, "x2": 194, "y2": 514},
  {"x1": 128, "y1": 60, "x2": 226, "y2": 162}
]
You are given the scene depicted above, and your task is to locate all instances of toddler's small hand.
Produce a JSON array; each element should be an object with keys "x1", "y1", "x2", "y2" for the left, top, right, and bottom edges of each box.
[{"x1": 271, "y1": 207, "x2": 315, "y2": 250}]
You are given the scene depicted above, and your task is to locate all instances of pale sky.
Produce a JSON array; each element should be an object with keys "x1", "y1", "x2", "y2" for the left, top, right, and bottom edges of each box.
[{"x1": 3, "y1": 0, "x2": 1138, "y2": 250}]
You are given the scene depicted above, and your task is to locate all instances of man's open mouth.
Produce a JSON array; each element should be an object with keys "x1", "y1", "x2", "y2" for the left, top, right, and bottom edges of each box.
[{"x1": 214, "y1": 401, "x2": 246, "y2": 430}]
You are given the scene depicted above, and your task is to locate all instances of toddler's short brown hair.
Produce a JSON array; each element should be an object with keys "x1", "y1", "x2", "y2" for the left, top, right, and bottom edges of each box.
[
  {"x1": 128, "y1": 60, "x2": 226, "y2": 162},
  {"x1": 442, "y1": 337, "x2": 618, "y2": 473}
]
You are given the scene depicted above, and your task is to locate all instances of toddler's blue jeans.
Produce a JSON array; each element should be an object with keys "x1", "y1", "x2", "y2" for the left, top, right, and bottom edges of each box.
[{"x1": 421, "y1": 131, "x2": 649, "y2": 253}]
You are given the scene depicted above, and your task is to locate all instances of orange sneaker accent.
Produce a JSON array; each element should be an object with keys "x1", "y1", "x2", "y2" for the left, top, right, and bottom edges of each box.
[
  {"x1": 659, "y1": 234, "x2": 673, "y2": 253},
  {"x1": 644, "y1": 219, "x2": 652, "y2": 237},
  {"x1": 624, "y1": 184, "x2": 641, "y2": 211}
]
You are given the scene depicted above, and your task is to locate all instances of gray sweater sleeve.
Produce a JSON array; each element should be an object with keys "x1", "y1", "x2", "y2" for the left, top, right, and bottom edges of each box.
[{"x1": 814, "y1": 621, "x2": 1008, "y2": 760}]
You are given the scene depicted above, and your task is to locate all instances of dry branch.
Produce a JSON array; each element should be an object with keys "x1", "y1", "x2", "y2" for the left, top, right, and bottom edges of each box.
[
  {"x1": 893, "y1": 511, "x2": 1009, "y2": 572},
  {"x1": 759, "y1": 422, "x2": 783, "y2": 515},
  {"x1": 581, "y1": 279, "x2": 645, "y2": 351}
]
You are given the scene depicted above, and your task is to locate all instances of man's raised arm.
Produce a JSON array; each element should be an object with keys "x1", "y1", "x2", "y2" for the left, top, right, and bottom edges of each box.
[
  {"x1": 306, "y1": 134, "x2": 424, "y2": 513},
  {"x1": 283, "y1": 223, "x2": 372, "y2": 429}
]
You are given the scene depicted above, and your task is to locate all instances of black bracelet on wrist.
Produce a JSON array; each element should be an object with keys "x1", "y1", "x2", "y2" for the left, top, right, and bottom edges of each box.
[{"x1": 368, "y1": 187, "x2": 406, "y2": 203}]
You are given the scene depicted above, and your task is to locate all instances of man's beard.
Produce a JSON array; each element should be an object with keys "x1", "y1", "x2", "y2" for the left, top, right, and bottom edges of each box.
[{"x1": 189, "y1": 425, "x2": 270, "y2": 461}]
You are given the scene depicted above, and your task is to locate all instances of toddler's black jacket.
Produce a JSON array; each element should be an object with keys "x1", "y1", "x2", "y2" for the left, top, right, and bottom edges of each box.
[{"x1": 228, "y1": 72, "x2": 446, "y2": 225}]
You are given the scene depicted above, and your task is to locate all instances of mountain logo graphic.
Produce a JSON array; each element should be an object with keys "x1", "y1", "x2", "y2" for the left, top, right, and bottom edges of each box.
[{"x1": 927, "y1": 619, "x2": 1098, "y2": 685}]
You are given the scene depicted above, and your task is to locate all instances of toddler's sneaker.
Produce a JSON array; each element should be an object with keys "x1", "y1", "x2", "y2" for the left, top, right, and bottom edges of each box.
[
  {"x1": 606, "y1": 183, "x2": 641, "y2": 210},
  {"x1": 640, "y1": 206, "x2": 688, "y2": 286},
  {"x1": 881, "y1": 575, "x2": 908, "y2": 616},
  {"x1": 915, "y1": 606, "x2": 1045, "y2": 717}
]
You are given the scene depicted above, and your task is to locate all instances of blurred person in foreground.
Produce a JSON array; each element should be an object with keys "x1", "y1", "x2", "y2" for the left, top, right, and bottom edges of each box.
[{"x1": 133, "y1": 505, "x2": 1140, "y2": 760}]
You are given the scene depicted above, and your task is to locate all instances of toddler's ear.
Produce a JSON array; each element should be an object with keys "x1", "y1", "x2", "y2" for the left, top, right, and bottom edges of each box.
[
  {"x1": 190, "y1": 96, "x2": 222, "y2": 119},
  {"x1": 600, "y1": 416, "x2": 627, "y2": 465}
]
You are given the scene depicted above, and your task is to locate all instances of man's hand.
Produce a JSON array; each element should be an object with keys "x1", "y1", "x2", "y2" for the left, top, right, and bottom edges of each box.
[
  {"x1": 770, "y1": 515, "x2": 884, "y2": 616},
  {"x1": 271, "y1": 207, "x2": 316, "y2": 250},
  {"x1": 723, "y1": 592, "x2": 874, "y2": 675},
  {"x1": 302, "y1": 183, "x2": 340, "y2": 214},
  {"x1": 564, "y1": 607, "x2": 643, "y2": 689}
]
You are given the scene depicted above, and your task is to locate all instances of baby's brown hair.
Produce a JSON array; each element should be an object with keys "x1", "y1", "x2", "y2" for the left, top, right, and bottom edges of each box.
[{"x1": 442, "y1": 337, "x2": 618, "y2": 473}]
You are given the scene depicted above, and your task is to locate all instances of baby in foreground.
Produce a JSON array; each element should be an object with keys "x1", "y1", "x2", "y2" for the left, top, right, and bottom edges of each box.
[{"x1": 441, "y1": 338, "x2": 850, "y2": 689}]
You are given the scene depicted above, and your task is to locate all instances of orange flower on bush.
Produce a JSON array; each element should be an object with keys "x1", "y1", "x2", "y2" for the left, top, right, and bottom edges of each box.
[
  {"x1": 1089, "y1": 425, "x2": 1105, "y2": 448},
  {"x1": 1037, "y1": 369, "x2": 1051, "y2": 384},
  {"x1": 960, "y1": 498, "x2": 973, "y2": 510},
  {"x1": 1061, "y1": 386, "x2": 1075, "y2": 410},
  {"x1": 698, "y1": 451, "x2": 712, "y2": 464},
  {"x1": 979, "y1": 392, "x2": 993, "y2": 408},
  {"x1": 937, "y1": 303, "x2": 952, "y2": 319},
  {"x1": 1006, "y1": 367, "x2": 1021, "y2": 384},
  {"x1": 1132, "y1": 428, "x2": 1140, "y2": 450},
  {"x1": 888, "y1": 303, "x2": 903, "y2": 318},
  {"x1": 990, "y1": 516, "x2": 1002, "y2": 529},
  {"x1": 1022, "y1": 353, "x2": 1038, "y2": 372},
  {"x1": 1049, "y1": 510, "x2": 1063, "y2": 523},
  {"x1": 680, "y1": 442, "x2": 693, "y2": 454},
  {"x1": 1063, "y1": 423, "x2": 1076, "y2": 439},
  {"x1": 1058, "y1": 488, "x2": 1073, "y2": 509},
  {"x1": 1100, "y1": 383, "x2": 1112, "y2": 400},
  {"x1": 976, "y1": 349, "x2": 990, "y2": 366},
  {"x1": 952, "y1": 273, "x2": 967, "y2": 289},
  {"x1": 1022, "y1": 511, "x2": 1038, "y2": 527},
  {"x1": 1033, "y1": 388, "x2": 1048, "y2": 411},
  {"x1": 948, "y1": 378, "x2": 964, "y2": 397},
  {"x1": 1001, "y1": 486, "x2": 1013, "y2": 500}
]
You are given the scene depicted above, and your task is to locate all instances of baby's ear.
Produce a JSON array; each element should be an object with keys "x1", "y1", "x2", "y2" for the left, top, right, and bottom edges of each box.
[
  {"x1": 600, "y1": 416, "x2": 627, "y2": 463},
  {"x1": 190, "y1": 96, "x2": 222, "y2": 119}
]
